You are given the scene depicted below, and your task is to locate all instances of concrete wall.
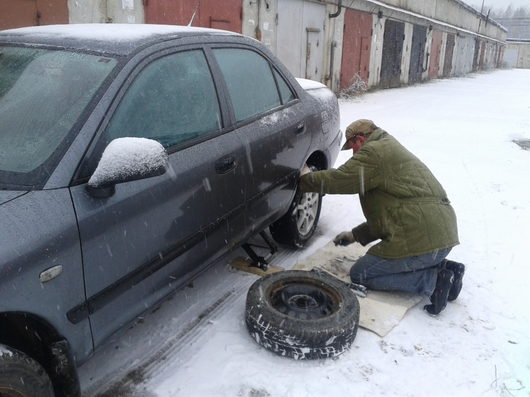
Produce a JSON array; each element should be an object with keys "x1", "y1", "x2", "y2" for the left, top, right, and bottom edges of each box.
[
  {"x1": 68, "y1": 0, "x2": 144, "y2": 24},
  {"x1": 438, "y1": 32, "x2": 448, "y2": 77},
  {"x1": 400, "y1": 22, "x2": 414, "y2": 85},
  {"x1": 323, "y1": 3, "x2": 345, "y2": 92},
  {"x1": 368, "y1": 14, "x2": 385, "y2": 88},
  {"x1": 422, "y1": 26, "x2": 433, "y2": 81}
]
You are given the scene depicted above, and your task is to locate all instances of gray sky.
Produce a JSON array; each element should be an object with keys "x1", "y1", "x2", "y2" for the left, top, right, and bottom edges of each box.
[{"x1": 461, "y1": 0, "x2": 530, "y2": 10}]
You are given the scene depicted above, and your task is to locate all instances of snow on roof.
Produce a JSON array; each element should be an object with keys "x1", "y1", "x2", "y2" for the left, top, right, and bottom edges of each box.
[{"x1": 0, "y1": 23, "x2": 232, "y2": 43}]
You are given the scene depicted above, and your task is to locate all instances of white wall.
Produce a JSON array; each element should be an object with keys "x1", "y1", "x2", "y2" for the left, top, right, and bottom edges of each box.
[
  {"x1": 368, "y1": 15, "x2": 385, "y2": 88},
  {"x1": 68, "y1": 0, "x2": 144, "y2": 24},
  {"x1": 438, "y1": 31, "x2": 447, "y2": 77},
  {"x1": 400, "y1": 22, "x2": 414, "y2": 85}
]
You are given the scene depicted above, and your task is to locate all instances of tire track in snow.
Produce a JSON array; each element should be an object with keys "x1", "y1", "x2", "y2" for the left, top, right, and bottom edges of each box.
[{"x1": 88, "y1": 244, "x2": 309, "y2": 397}]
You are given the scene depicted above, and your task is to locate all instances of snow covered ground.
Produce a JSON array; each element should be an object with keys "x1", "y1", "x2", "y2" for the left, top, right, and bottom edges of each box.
[{"x1": 79, "y1": 69, "x2": 530, "y2": 397}]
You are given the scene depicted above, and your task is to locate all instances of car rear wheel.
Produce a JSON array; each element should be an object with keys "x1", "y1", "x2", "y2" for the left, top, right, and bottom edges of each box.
[
  {"x1": 0, "y1": 345, "x2": 54, "y2": 397},
  {"x1": 269, "y1": 167, "x2": 322, "y2": 248},
  {"x1": 245, "y1": 270, "x2": 360, "y2": 360}
]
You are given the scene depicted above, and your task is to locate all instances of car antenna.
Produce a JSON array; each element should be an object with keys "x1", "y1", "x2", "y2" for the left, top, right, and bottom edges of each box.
[{"x1": 187, "y1": 0, "x2": 201, "y2": 26}]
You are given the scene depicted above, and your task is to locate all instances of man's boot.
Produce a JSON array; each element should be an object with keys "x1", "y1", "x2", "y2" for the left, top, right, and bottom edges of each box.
[
  {"x1": 444, "y1": 260, "x2": 465, "y2": 301},
  {"x1": 424, "y1": 269, "x2": 454, "y2": 315}
]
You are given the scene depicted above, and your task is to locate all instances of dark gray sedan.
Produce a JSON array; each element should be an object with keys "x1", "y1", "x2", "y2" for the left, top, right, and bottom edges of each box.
[{"x1": 0, "y1": 24, "x2": 341, "y2": 397}]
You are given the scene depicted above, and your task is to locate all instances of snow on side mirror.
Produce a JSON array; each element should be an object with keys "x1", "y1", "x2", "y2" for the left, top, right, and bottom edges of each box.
[{"x1": 87, "y1": 137, "x2": 168, "y2": 197}]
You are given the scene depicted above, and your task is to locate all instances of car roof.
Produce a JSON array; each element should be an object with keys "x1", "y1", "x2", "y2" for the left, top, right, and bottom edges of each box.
[{"x1": 0, "y1": 24, "x2": 240, "y2": 56}]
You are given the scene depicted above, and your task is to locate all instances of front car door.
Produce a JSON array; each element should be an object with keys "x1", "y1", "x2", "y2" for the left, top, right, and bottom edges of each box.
[{"x1": 69, "y1": 46, "x2": 247, "y2": 346}]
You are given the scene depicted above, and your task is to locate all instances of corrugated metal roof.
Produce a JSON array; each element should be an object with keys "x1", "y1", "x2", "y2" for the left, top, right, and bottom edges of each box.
[{"x1": 495, "y1": 18, "x2": 530, "y2": 40}]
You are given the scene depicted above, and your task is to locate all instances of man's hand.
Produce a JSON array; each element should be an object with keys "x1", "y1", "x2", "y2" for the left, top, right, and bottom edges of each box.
[
  {"x1": 333, "y1": 231, "x2": 356, "y2": 246},
  {"x1": 300, "y1": 165, "x2": 311, "y2": 176}
]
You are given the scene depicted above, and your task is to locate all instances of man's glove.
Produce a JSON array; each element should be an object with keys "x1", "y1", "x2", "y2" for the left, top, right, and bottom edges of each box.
[
  {"x1": 333, "y1": 231, "x2": 356, "y2": 246},
  {"x1": 300, "y1": 165, "x2": 311, "y2": 176}
]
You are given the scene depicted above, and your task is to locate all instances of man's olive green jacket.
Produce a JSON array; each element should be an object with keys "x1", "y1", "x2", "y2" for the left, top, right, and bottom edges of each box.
[{"x1": 300, "y1": 128, "x2": 459, "y2": 259}]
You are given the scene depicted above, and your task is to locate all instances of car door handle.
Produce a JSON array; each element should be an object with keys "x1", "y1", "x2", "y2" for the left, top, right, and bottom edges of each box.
[
  {"x1": 295, "y1": 122, "x2": 306, "y2": 134},
  {"x1": 215, "y1": 156, "x2": 237, "y2": 174}
]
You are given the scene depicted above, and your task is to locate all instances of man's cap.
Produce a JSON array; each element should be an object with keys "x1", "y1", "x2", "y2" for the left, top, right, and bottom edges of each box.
[{"x1": 341, "y1": 119, "x2": 378, "y2": 150}]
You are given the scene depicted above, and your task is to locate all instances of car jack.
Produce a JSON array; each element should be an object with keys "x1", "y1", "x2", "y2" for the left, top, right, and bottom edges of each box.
[{"x1": 241, "y1": 231, "x2": 278, "y2": 271}]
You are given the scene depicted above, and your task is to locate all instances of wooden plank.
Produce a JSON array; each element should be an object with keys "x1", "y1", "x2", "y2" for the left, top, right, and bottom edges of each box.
[{"x1": 230, "y1": 256, "x2": 284, "y2": 277}]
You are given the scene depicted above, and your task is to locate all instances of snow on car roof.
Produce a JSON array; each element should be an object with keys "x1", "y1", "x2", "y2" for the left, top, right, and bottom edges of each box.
[{"x1": 0, "y1": 24, "x2": 237, "y2": 55}]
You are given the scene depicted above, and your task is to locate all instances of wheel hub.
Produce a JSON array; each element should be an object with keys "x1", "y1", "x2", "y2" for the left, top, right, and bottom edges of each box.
[
  {"x1": 293, "y1": 192, "x2": 319, "y2": 236},
  {"x1": 270, "y1": 281, "x2": 340, "y2": 320}
]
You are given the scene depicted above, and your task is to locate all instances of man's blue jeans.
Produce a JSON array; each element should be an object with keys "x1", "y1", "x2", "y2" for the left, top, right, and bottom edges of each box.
[{"x1": 350, "y1": 248, "x2": 452, "y2": 296}]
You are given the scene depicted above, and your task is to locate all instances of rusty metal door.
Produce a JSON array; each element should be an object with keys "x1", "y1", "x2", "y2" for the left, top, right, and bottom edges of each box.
[
  {"x1": 0, "y1": 0, "x2": 67, "y2": 30},
  {"x1": 408, "y1": 24, "x2": 427, "y2": 84},
  {"x1": 340, "y1": 8, "x2": 372, "y2": 90},
  {"x1": 428, "y1": 30, "x2": 443, "y2": 79},
  {"x1": 443, "y1": 33, "x2": 455, "y2": 77},
  {"x1": 144, "y1": 0, "x2": 242, "y2": 33},
  {"x1": 380, "y1": 19, "x2": 405, "y2": 89}
]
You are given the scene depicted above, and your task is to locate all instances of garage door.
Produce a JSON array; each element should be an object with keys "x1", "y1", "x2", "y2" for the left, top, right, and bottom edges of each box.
[
  {"x1": 380, "y1": 19, "x2": 405, "y2": 89},
  {"x1": 340, "y1": 8, "x2": 372, "y2": 90},
  {"x1": 0, "y1": 0, "x2": 68, "y2": 30},
  {"x1": 144, "y1": 0, "x2": 242, "y2": 33}
]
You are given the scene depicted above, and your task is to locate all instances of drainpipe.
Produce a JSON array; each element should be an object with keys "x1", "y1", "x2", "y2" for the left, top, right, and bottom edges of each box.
[
  {"x1": 329, "y1": 41, "x2": 337, "y2": 89},
  {"x1": 329, "y1": 0, "x2": 342, "y2": 19},
  {"x1": 255, "y1": 0, "x2": 262, "y2": 41}
]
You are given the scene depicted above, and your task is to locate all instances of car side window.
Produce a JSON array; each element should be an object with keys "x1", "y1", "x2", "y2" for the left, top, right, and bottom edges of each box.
[
  {"x1": 213, "y1": 48, "x2": 281, "y2": 123},
  {"x1": 104, "y1": 50, "x2": 221, "y2": 148},
  {"x1": 273, "y1": 69, "x2": 296, "y2": 105}
]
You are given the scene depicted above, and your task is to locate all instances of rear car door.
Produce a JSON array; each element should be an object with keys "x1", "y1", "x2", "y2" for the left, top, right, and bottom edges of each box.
[
  {"x1": 210, "y1": 46, "x2": 313, "y2": 239},
  {"x1": 69, "y1": 46, "x2": 247, "y2": 347}
]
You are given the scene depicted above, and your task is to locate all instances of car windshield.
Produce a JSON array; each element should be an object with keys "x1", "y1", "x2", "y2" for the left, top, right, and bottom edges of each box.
[{"x1": 0, "y1": 46, "x2": 117, "y2": 189}]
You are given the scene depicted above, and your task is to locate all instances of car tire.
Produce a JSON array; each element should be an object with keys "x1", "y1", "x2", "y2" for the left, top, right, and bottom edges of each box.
[
  {"x1": 0, "y1": 344, "x2": 54, "y2": 397},
  {"x1": 269, "y1": 168, "x2": 322, "y2": 248},
  {"x1": 245, "y1": 270, "x2": 360, "y2": 360}
]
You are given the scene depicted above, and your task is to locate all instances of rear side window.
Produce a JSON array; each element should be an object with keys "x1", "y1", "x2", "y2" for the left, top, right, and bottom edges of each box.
[
  {"x1": 273, "y1": 69, "x2": 296, "y2": 104},
  {"x1": 213, "y1": 48, "x2": 281, "y2": 123},
  {"x1": 104, "y1": 50, "x2": 221, "y2": 148}
]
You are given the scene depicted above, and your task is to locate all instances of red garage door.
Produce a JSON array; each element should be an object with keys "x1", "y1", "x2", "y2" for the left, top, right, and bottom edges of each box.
[
  {"x1": 428, "y1": 30, "x2": 443, "y2": 79},
  {"x1": 0, "y1": 0, "x2": 68, "y2": 30},
  {"x1": 340, "y1": 8, "x2": 372, "y2": 90},
  {"x1": 145, "y1": 0, "x2": 242, "y2": 33}
]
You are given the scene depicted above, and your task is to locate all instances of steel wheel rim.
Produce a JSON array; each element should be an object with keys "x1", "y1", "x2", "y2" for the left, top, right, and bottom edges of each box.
[
  {"x1": 270, "y1": 281, "x2": 340, "y2": 320},
  {"x1": 293, "y1": 192, "x2": 319, "y2": 236}
]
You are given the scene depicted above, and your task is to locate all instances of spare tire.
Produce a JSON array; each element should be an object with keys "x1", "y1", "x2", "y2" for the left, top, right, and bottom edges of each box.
[{"x1": 245, "y1": 270, "x2": 360, "y2": 360}]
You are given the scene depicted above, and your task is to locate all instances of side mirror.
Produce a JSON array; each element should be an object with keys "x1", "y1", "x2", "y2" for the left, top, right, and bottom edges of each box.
[{"x1": 87, "y1": 137, "x2": 168, "y2": 198}]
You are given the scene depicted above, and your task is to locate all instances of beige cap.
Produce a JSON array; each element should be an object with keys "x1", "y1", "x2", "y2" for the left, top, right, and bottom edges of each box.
[{"x1": 341, "y1": 119, "x2": 377, "y2": 150}]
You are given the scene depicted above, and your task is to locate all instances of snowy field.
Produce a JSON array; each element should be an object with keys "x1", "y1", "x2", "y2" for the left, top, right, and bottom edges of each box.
[{"x1": 79, "y1": 69, "x2": 530, "y2": 397}]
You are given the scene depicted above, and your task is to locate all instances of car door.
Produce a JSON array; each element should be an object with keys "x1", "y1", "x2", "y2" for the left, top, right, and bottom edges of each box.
[
  {"x1": 210, "y1": 46, "x2": 313, "y2": 239},
  {"x1": 68, "y1": 47, "x2": 247, "y2": 347}
]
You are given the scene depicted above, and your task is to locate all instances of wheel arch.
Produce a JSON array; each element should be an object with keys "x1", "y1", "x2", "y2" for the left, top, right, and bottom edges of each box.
[
  {"x1": 0, "y1": 311, "x2": 81, "y2": 397},
  {"x1": 305, "y1": 150, "x2": 329, "y2": 170}
]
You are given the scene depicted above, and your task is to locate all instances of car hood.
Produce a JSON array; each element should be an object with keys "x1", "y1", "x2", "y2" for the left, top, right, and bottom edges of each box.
[{"x1": 0, "y1": 190, "x2": 28, "y2": 205}]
